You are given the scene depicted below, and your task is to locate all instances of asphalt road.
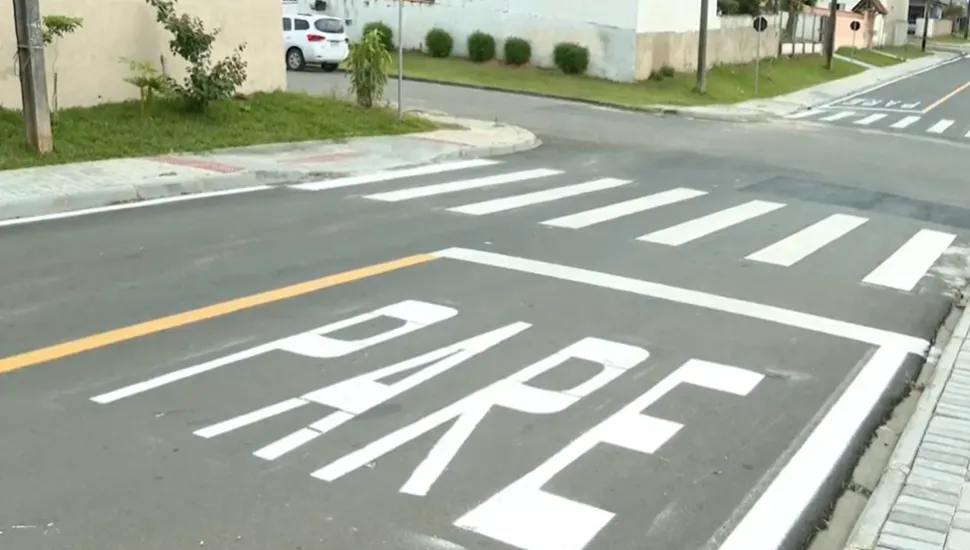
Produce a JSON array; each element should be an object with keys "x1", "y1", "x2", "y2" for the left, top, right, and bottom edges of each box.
[
  {"x1": 785, "y1": 56, "x2": 970, "y2": 141},
  {"x1": 1, "y1": 131, "x2": 967, "y2": 550}
]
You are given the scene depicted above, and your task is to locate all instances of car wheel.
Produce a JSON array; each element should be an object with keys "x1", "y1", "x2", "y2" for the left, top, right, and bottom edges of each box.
[
  {"x1": 321, "y1": 63, "x2": 339, "y2": 72},
  {"x1": 286, "y1": 48, "x2": 306, "y2": 71}
]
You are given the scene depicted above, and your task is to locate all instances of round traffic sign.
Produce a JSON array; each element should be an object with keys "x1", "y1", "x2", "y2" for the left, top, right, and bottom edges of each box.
[
  {"x1": 850, "y1": 20, "x2": 861, "y2": 31},
  {"x1": 753, "y1": 16, "x2": 768, "y2": 32}
]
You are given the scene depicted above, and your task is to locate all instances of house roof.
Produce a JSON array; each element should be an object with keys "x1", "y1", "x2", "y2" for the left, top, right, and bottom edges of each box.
[{"x1": 852, "y1": 0, "x2": 889, "y2": 14}]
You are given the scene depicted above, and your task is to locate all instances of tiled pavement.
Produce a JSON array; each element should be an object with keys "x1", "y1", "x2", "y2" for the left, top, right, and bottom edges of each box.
[{"x1": 849, "y1": 310, "x2": 970, "y2": 550}]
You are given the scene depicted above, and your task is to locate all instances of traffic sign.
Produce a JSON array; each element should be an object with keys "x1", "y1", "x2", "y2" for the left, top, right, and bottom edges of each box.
[
  {"x1": 850, "y1": 20, "x2": 861, "y2": 31},
  {"x1": 754, "y1": 16, "x2": 768, "y2": 32}
]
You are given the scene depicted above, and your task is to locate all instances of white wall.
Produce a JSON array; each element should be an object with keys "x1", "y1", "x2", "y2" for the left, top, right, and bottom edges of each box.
[
  {"x1": 637, "y1": 0, "x2": 718, "y2": 32},
  {"x1": 331, "y1": 0, "x2": 638, "y2": 81}
]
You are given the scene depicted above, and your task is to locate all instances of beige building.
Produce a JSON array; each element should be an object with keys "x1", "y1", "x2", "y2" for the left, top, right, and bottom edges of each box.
[{"x1": 0, "y1": 0, "x2": 286, "y2": 110}]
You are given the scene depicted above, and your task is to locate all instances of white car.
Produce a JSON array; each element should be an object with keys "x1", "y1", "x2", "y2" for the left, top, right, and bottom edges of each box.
[{"x1": 283, "y1": 14, "x2": 350, "y2": 72}]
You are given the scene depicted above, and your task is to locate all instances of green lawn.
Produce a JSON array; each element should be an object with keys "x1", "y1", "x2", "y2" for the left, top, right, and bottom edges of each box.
[
  {"x1": 877, "y1": 44, "x2": 930, "y2": 59},
  {"x1": 384, "y1": 52, "x2": 864, "y2": 109},
  {"x1": 929, "y1": 34, "x2": 970, "y2": 44},
  {"x1": 0, "y1": 91, "x2": 436, "y2": 170},
  {"x1": 837, "y1": 47, "x2": 902, "y2": 67}
]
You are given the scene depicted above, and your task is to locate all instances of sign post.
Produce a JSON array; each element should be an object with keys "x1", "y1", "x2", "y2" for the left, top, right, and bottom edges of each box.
[
  {"x1": 850, "y1": 20, "x2": 860, "y2": 57},
  {"x1": 397, "y1": 0, "x2": 403, "y2": 120},
  {"x1": 753, "y1": 16, "x2": 768, "y2": 97}
]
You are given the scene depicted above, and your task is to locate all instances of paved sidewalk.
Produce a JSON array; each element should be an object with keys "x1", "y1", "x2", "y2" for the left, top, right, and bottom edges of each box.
[
  {"x1": 674, "y1": 51, "x2": 965, "y2": 122},
  {"x1": 847, "y1": 304, "x2": 970, "y2": 550},
  {"x1": 0, "y1": 111, "x2": 538, "y2": 223}
]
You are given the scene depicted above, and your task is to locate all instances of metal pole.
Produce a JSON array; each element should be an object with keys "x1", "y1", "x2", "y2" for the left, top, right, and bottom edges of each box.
[
  {"x1": 825, "y1": 0, "x2": 837, "y2": 69},
  {"x1": 696, "y1": 0, "x2": 710, "y2": 93},
  {"x1": 396, "y1": 0, "x2": 403, "y2": 120},
  {"x1": 11, "y1": 0, "x2": 53, "y2": 153},
  {"x1": 754, "y1": 28, "x2": 761, "y2": 97},
  {"x1": 921, "y1": 2, "x2": 930, "y2": 52}
]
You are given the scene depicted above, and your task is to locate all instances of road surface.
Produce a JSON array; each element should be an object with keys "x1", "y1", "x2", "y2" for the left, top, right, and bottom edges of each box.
[
  {"x1": 785, "y1": 56, "x2": 970, "y2": 141},
  {"x1": 1, "y1": 129, "x2": 967, "y2": 550}
]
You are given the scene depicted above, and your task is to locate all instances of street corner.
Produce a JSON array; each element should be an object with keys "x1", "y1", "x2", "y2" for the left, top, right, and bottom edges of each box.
[
  {"x1": 0, "y1": 244, "x2": 930, "y2": 550},
  {"x1": 404, "y1": 111, "x2": 542, "y2": 158}
]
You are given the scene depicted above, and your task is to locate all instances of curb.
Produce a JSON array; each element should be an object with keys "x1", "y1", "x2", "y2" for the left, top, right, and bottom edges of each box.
[
  {"x1": 0, "y1": 117, "x2": 540, "y2": 225},
  {"x1": 845, "y1": 304, "x2": 970, "y2": 549}
]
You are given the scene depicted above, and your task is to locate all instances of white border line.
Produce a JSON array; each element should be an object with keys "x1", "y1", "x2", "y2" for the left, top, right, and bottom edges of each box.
[
  {"x1": 431, "y1": 247, "x2": 928, "y2": 353},
  {"x1": 0, "y1": 185, "x2": 272, "y2": 228}
]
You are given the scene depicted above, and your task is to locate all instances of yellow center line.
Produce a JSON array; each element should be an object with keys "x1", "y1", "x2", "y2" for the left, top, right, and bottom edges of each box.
[
  {"x1": 0, "y1": 254, "x2": 435, "y2": 375},
  {"x1": 922, "y1": 79, "x2": 970, "y2": 113}
]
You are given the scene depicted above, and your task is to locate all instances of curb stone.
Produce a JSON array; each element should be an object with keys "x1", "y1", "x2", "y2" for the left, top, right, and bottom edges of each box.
[
  {"x1": 845, "y1": 303, "x2": 970, "y2": 549},
  {"x1": 0, "y1": 113, "x2": 540, "y2": 224}
]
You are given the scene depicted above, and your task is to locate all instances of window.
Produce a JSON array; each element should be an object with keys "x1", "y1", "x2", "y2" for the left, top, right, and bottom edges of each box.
[
  {"x1": 294, "y1": 18, "x2": 310, "y2": 30},
  {"x1": 283, "y1": 17, "x2": 292, "y2": 31},
  {"x1": 314, "y1": 18, "x2": 345, "y2": 33}
]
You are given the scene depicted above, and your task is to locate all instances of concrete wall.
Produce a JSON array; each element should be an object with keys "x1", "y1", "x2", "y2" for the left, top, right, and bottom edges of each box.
[
  {"x1": 914, "y1": 17, "x2": 954, "y2": 36},
  {"x1": 0, "y1": 0, "x2": 286, "y2": 110},
  {"x1": 332, "y1": 0, "x2": 639, "y2": 81},
  {"x1": 634, "y1": 15, "x2": 780, "y2": 79}
]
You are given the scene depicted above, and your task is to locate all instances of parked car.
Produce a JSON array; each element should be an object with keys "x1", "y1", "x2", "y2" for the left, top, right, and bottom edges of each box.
[{"x1": 282, "y1": 14, "x2": 349, "y2": 72}]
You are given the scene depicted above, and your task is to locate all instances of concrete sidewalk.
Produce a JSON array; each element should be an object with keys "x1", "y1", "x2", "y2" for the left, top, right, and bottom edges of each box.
[
  {"x1": 673, "y1": 51, "x2": 965, "y2": 122},
  {"x1": 0, "y1": 111, "x2": 538, "y2": 224},
  {"x1": 845, "y1": 303, "x2": 970, "y2": 550}
]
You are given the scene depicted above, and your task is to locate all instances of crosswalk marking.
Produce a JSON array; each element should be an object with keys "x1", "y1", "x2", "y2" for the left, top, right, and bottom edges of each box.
[
  {"x1": 862, "y1": 229, "x2": 956, "y2": 291},
  {"x1": 927, "y1": 120, "x2": 955, "y2": 134},
  {"x1": 854, "y1": 114, "x2": 887, "y2": 125},
  {"x1": 363, "y1": 168, "x2": 562, "y2": 202},
  {"x1": 447, "y1": 178, "x2": 630, "y2": 215},
  {"x1": 745, "y1": 214, "x2": 869, "y2": 267},
  {"x1": 540, "y1": 188, "x2": 707, "y2": 229},
  {"x1": 890, "y1": 116, "x2": 921, "y2": 129},
  {"x1": 819, "y1": 111, "x2": 856, "y2": 122},
  {"x1": 291, "y1": 159, "x2": 501, "y2": 191},
  {"x1": 787, "y1": 110, "x2": 821, "y2": 119},
  {"x1": 638, "y1": 200, "x2": 786, "y2": 246}
]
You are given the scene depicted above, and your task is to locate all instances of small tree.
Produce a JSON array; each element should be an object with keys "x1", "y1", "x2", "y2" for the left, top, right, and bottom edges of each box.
[
  {"x1": 145, "y1": 0, "x2": 248, "y2": 112},
  {"x1": 121, "y1": 57, "x2": 169, "y2": 117},
  {"x1": 41, "y1": 15, "x2": 82, "y2": 118},
  {"x1": 346, "y1": 28, "x2": 391, "y2": 108}
]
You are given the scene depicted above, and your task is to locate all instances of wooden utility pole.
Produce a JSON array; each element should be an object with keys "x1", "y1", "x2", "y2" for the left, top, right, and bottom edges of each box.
[
  {"x1": 824, "y1": 0, "x2": 837, "y2": 69},
  {"x1": 696, "y1": 0, "x2": 710, "y2": 93},
  {"x1": 12, "y1": 0, "x2": 53, "y2": 153}
]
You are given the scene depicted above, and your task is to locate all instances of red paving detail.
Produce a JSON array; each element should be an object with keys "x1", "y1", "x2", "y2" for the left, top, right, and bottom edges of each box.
[{"x1": 151, "y1": 156, "x2": 242, "y2": 173}]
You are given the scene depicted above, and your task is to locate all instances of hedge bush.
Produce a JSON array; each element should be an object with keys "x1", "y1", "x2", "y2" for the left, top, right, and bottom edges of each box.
[
  {"x1": 362, "y1": 22, "x2": 394, "y2": 52},
  {"x1": 553, "y1": 42, "x2": 589, "y2": 75},
  {"x1": 467, "y1": 31, "x2": 496, "y2": 63},
  {"x1": 503, "y1": 37, "x2": 531, "y2": 66},
  {"x1": 425, "y1": 28, "x2": 454, "y2": 58}
]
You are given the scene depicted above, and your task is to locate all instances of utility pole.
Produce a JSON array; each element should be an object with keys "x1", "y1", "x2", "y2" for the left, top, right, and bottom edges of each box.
[
  {"x1": 12, "y1": 0, "x2": 53, "y2": 153},
  {"x1": 696, "y1": 0, "x2": 710, "y2": 93},
  {"x1": 921, "y1": 1, "x2": 930, "y2": 51},
  {"x1": 824, "y1": 0, "x2": 837, "y2": 69}
]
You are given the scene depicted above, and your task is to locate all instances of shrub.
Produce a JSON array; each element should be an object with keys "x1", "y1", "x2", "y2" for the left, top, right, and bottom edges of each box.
[
  {"x1": 648, "y1": 70, "x2": 663, "y2": 82},
  {"x1": 426, "y1": 28, "x2": 454, "y2": 58},
  {"x1": 467, "y1": 31, "x2": 496, "y2": 63},
  {"x1": 347, "y1": 28, "x2": 391, "y2": 108},
  {"x1": 553, "y1": 42, "x2": 590, "y2": 75},
  {"x1": 362, "y1": 22, "x2": 394, "y2": 52},
  {"x1": 146, "y1": 0, "x2": 247, "y2": 112},
  {"x1": 659, "y1": 64, "x2": 675, "y2": 78},
  {"x1": 121, "y1": 57, "x2": 170, "y2": 117},
  {"x1": 503, "y1": 37, "x2": 531, "y2": 66}
]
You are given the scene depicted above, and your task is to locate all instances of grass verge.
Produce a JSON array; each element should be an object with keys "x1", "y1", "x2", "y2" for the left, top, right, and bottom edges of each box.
[
  {"x1": 928, "y1": 34, "x2": 970, "y2": 44},
  {"x1": 0, "y1": 91, "x2": 436, "y2": 170},
  {"x1": 386, "y1": 51, "x2": 864, "y2": 108},
  {"x1": 838, "y1": 47, "x2": 902, "y2": 67},
  {"x1": 878, "y1": 44, "x2": 930, "y2": 59}
]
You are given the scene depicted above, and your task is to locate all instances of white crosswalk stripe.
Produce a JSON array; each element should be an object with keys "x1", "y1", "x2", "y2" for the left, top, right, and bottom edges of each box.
[
  {"x1": 541, "y1": 188, "x2": 707, "y2": 229},
  {"x1": 927, "y1": 120, "x2": 955, "y2": 134},
  {"x1": 364, "y1": 168, "x2": 562, "y2": 202},
  {"x1": 889, "y1": 115, "x2": 921, "y2": 129},
  {"x1": 854, "y1": 114, "x2": 887, "y2": 125},
  {"x1": 448, "y1": 177, "x2": 630, "y2": 215},
  {"x1": 290, "y1": 161, "x2": 960, "y2": 292},
  {"x1": 638, "y1": 200, "x2": 786, "y2": 246},
  {"x1": 819, "y1": 111, "x2": 857, "y2": 122},
  {"x1": 785, "y1": 110, "x2": 970, "y2": 138}
]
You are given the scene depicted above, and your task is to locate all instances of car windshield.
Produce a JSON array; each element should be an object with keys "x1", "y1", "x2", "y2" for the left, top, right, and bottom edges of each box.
[{"x1": 314, "y1": 18, "x2": 344, "y2": 33}]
